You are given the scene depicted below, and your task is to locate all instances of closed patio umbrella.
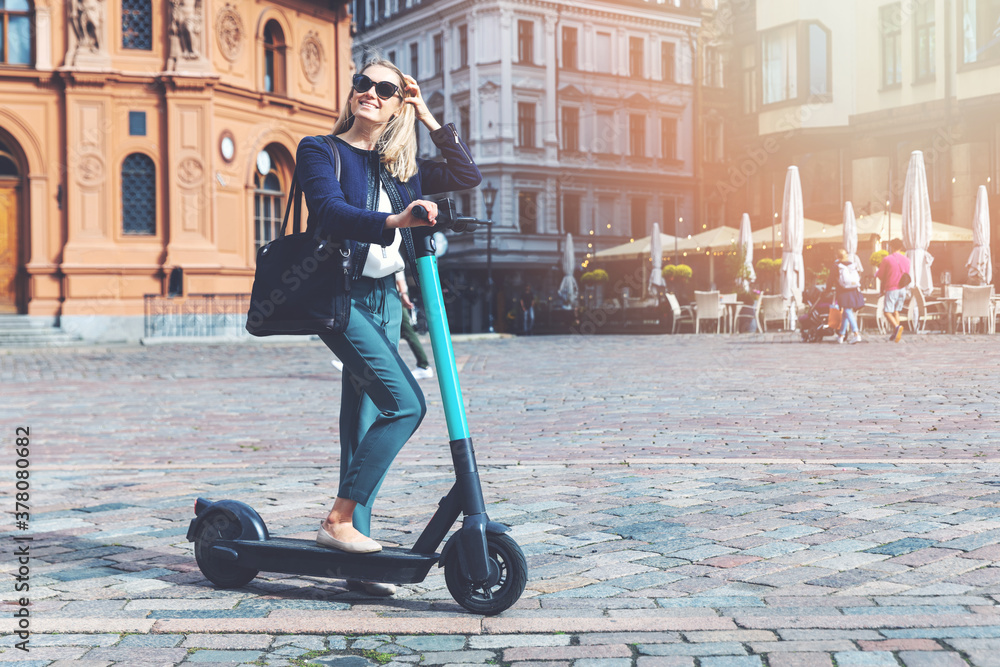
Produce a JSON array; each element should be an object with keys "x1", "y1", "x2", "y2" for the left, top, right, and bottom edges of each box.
[
  {"x1": 780, "y1": 166, "x2": 804, "y2": 308},
  {"x1": 558, "y1": 233, "x2": 578, "y2": 308},
  {"x1": 902, "y1": 151, "x2": 934, "y2": 295},
  {"x1": 648, "y1": 222, "x2": 666, "y2": 297},
  {"x1": 738, "y1": 213, "x2": 755, "y2": 291},
  {"x1": 843, "y1": 201, "x2": 863, "y2": 274},
  {"x1": 966, "y1": 185, "x2": 992, "y2": 286}
]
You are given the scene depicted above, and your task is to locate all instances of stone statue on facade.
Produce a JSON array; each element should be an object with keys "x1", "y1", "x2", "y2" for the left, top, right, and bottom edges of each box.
[
  {"x1": 167, "y1": 0, "x2": 210, "y2": 72},
  {"x1": 171, "y1": 0, "x2": 202, "y2": 60},
  {"x1": 70, "y1": 0, "x2": 104, "y2": 54}
]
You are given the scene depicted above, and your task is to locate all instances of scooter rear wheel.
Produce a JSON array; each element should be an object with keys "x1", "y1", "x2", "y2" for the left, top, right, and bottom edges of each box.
[
  {"x1": 193, "y1": 511, "x2": 258, "y2": 589},
  {"x1": 444, "y1": 533, "x2": 527, "y2": 615}
]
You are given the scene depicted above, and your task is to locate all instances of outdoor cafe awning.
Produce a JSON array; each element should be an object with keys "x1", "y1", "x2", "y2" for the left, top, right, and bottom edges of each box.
[
  {"x1": 825, "y1": 212, "x2": 974, "y2": 244},
  {"x1": 595, "y1": 233, "x2": 679, "y2": 260}
]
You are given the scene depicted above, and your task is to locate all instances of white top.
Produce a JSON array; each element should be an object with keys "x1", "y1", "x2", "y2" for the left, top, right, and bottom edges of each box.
[{"x1": 362, "y1": 183, "x2": 405, "y2": 279}]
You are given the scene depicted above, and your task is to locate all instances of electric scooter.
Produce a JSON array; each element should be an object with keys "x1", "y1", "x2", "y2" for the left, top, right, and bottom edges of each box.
[{"x1": 187, "y1": 200, "x2": 527, "y2": 615}]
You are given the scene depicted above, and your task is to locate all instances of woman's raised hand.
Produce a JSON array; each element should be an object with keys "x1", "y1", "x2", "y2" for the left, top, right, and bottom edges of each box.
[
  {"x1": 387, "y1": 199, "x2": 437, "y2": 229},
  {"x1": 402, "y1": 75, "x2": 441, "y2": 131}
]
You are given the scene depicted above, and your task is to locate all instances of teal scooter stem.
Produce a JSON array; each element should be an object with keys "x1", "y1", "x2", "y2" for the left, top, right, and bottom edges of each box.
[{"x1": 413, "y1": 211, "x2": 491, "y2": 587}]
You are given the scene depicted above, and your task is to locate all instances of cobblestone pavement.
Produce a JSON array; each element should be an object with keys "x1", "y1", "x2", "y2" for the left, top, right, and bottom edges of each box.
[{"x1": 2, "y1": 333, "x2": 1000, "y2": 666}]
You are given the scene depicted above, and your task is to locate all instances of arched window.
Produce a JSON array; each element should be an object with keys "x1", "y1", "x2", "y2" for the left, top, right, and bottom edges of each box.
[
  {"x1": 1, "y1": 0, "x2": 33, "y2": 65},
  {"x1": 122, "y1": 153, "x2": 156, "y2": 235},
  {"x1": 253, "y1": 153, "x2": 284, "y2": 253},
  {"x1": 263, "y1": 20, "x2": 286, "y2": 94},
  {"x1": 122, "y1": 0, "x2": 152, "y2": 50}
]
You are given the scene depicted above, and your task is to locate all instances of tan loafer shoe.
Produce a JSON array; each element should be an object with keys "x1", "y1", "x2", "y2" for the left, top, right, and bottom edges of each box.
[
  {"x1": 315, "y1": 523, "x2": 382, "y2": 554},
  {"x1": 346, "y1": 579, "x2": 396, "y2": 596}
]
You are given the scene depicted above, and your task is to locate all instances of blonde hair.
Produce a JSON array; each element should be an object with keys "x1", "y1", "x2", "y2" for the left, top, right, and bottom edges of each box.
[{"x1": 331, "y1": 54, "x2": 418, "y2": 182}]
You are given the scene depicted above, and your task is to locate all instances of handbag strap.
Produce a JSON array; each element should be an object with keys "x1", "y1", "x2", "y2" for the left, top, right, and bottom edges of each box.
[{"x1": 278, "y1": 135, "x2": 342, "y2": 238}]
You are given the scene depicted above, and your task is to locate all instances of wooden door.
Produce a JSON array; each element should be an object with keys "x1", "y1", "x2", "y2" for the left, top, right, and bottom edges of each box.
[{"x1": 0, "y1": 185, "x2": 18, "y2": 313}]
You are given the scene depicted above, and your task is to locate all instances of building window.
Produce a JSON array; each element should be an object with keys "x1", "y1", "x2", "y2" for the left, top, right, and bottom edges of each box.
[
  {"x1": 517, "y1": 20, "x2": 534, "y2": 64},
  {"x1": 661, "y1": 117, "x2": 677, "y2": 160},
  {"x1": 914, "y1": 1, "x2": 935, "y2": 80},
  {"x1": 387, "y1": 49, "x2": 396, "y2": 63},
  {"x1": 562, "y1": 26, "x2": 578, "y2": 69},
  {"x1": 122, "y1": 0, "x2": 152, "y2": 50},
  {"x1": 595, "y1": 32, "x2": 612, "y2": 73},
  {"x1": 517, "y1": 102, "x2": 536, "y2": 148},
  {"x1": 563, "y1": 193, "x2": 581, "y2": 236},
  {"x1": 629, "y1": 114, "x2": 646, "y2": 157},
  {"x1": 881, "y1": 4, "x2": 902, "y2": 87},
  {"x1": 762, "y1": 24, "x2": 797, "y2": 103},
  {"x1": 704, "y1": 46, "x2": 723, "y2": 87},
  {"x1": 458, "y1": 105, "x2": 470, "y2": 141},
  {"x1": 963, "y1": 0, "x2": 1000, "y2": 63},
  {"x1": 594, "y1": 110, "x2": 615, "y2": 154},
  {"x1": 629, "y1": 36, "x2": 644, "y2": 78},
  {"x1": 460, "y1": 192, "x2": 472, "y2": 216},
  {"x1": 661, "y1": 41, "x2": 676, "y2": 82},
  {"x1": 458, "y1": 24, "x2": 468, "y2": 68},
  {"x1": 704, "y1": 118, "x2": 723, "y2": 163},
  {"x1": 122, "y1": 153, "x2": 156, "y2": 235},
  {"x1": 518, "y1": 191, "x2": 538, "y2": 234},
  {"x1": 561, "y1": 106, "x2": 579, "y2": 152},
  {"x1": 761, "y1": 22, "x2": 830, "y2": 103},
  {"x1": 433, "y1": 33, "x2": 443, "y2": 75},
  {"x1": 254, "y1": 162, "x2": 284, "y2": 254},
  {"x1": 808, "y1": 23, "x2": 830, "y2": 95},
  {"x1": 128, "y1": 111, "x2": 146, "y2": 136},
  {"x1": 0, "y1": 0, "x2": 31, "y2": 65},
  {"x1": 741, "y1": 44, "x2": 758, "y2": 113},
  {"x1": 409, "y1": 41, "x2": 418, "y2": 76},
  {"x1": 631, "y1": 197, "x2": 647, "y2": 239},
  {"x1": 263, "y1": 21, "x2": 286, "y2": 94}
]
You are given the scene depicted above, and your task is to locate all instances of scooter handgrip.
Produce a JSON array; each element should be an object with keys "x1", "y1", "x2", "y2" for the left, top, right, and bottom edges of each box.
[{"x1": 411, "y1": 204, "x2": 428, "y2": 221}]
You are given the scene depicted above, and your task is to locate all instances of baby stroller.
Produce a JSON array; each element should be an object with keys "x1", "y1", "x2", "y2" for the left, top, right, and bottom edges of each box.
[{"x1": 799, "y1": 285, "x2": 838, "y2": 343}]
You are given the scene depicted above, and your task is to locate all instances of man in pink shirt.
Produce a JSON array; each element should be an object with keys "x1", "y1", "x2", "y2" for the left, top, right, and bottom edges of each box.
[{"x1": 876, "y1": 238, "x2": 911, "y2": 342}]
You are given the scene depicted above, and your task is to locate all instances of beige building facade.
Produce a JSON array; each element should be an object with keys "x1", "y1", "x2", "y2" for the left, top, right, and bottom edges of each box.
[
  {"x1": 0, "y1": 0, "x2": 351, "y2": 340},
  {"x1": 722, "y1": 0, "x2": 1000, "y2": 258}
]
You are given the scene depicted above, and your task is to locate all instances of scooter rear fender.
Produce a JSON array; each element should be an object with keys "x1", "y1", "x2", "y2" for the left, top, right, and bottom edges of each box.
[{"x1": 186, "y1": 498, "x2": 269, "y2": 543}]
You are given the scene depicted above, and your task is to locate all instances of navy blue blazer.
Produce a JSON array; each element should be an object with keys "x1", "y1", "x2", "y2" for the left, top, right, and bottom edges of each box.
[{"x1": 296, "y1": 123, "x2": 481, "y2": 282}]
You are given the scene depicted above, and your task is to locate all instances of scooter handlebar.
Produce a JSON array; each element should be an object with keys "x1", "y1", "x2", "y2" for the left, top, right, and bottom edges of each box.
[{"x1": 410, "y1": 202, "x2": 488, "y2": 233}]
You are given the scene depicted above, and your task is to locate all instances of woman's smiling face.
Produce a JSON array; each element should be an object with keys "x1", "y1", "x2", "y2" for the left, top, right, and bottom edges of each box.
[{"x1": 351, "y1": 64, "x2": 404, "y2": 125}]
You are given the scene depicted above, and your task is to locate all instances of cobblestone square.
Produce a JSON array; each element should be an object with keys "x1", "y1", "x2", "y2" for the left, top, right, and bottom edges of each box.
[{"x1": 2, "y1": 333, "x2": 999, "y2": 665}]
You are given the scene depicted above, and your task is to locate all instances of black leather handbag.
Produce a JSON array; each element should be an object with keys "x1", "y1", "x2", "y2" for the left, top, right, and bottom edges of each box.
[{"x1": 245, "y1": 136, "x2": 352, "y2": 337}]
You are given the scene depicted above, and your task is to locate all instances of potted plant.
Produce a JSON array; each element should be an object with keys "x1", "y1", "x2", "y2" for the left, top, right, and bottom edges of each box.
[
  {"x1": 755, "y1": 258, "x2": 782, "y2": 294},
  {"x1": 581, "y1": 269, "x2": 609, "y2": 305},
  {"x1": 661, "y1": 264, "x2": 692, "y2": 297},
  {"x1": 870, "y1": 250, "x2": 888, "y2": 268}
]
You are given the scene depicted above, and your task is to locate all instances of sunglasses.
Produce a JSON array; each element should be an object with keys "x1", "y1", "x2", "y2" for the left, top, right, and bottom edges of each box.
[{"x1": 352, "y1": 73, "x2": 402, "y2": 101}]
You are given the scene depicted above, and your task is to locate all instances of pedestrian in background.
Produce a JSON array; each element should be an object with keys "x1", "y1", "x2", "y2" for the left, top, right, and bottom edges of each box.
[
  {"x1": 835, "y1": 248, "x2": 863, "y2": 344},
  {"x1": 395, "y1": 270, "x2": 433, "y2": 379},
  {"x1": 519, "y1": 284, "x2": 535, "y2": 335},
  {"x1": 876, "y1": 238, "x2": 911, "y2": 343}
]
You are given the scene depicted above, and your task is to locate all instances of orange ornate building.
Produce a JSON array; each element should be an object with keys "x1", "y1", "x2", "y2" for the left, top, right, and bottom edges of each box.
[{"x1": 0, "y1": 0, "x2": 351, "y2": 340}]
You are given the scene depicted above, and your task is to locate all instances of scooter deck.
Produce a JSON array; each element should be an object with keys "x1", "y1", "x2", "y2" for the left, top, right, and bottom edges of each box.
[{"x1": 214, "y1": 537, "x2": 440, "y2": 585}]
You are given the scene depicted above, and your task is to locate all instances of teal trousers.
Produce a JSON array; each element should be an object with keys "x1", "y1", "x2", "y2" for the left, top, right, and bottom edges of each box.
[{"x1": 320, "y1": 276, "x2": 427, "y2": 536}]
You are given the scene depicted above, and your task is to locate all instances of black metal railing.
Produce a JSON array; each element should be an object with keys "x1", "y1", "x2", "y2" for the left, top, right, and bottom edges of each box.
[{"x1": 143, "y1": 294, "x2": 252, "y2": 338}]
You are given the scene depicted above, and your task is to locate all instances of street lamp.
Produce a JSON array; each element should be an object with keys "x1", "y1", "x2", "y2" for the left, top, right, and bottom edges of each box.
[{"x1": 481, "y1": 181, "x2": 498, "y2": 333}]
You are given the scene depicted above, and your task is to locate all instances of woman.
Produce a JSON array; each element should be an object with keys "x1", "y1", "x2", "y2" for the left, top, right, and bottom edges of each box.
[
  {"x1": 296, "y1": 55, "x2": 481, "y2": 595},
  {"x1": 835, "y1": 248, "x2": 864, "y2": 344}
]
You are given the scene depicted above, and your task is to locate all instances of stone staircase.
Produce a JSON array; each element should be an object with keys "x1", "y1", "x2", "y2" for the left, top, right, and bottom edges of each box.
[{"x1": 0, "y1": 315, "x2": 84, "y2": 348}]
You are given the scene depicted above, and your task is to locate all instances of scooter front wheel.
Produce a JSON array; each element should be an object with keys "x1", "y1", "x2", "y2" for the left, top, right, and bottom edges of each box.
[
  {"x1": 193, "y1": 510, "x2": 259, "y2": 589},
  {"x1": 444, "y1": 533, "x2": 527, "y2": 615}
]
